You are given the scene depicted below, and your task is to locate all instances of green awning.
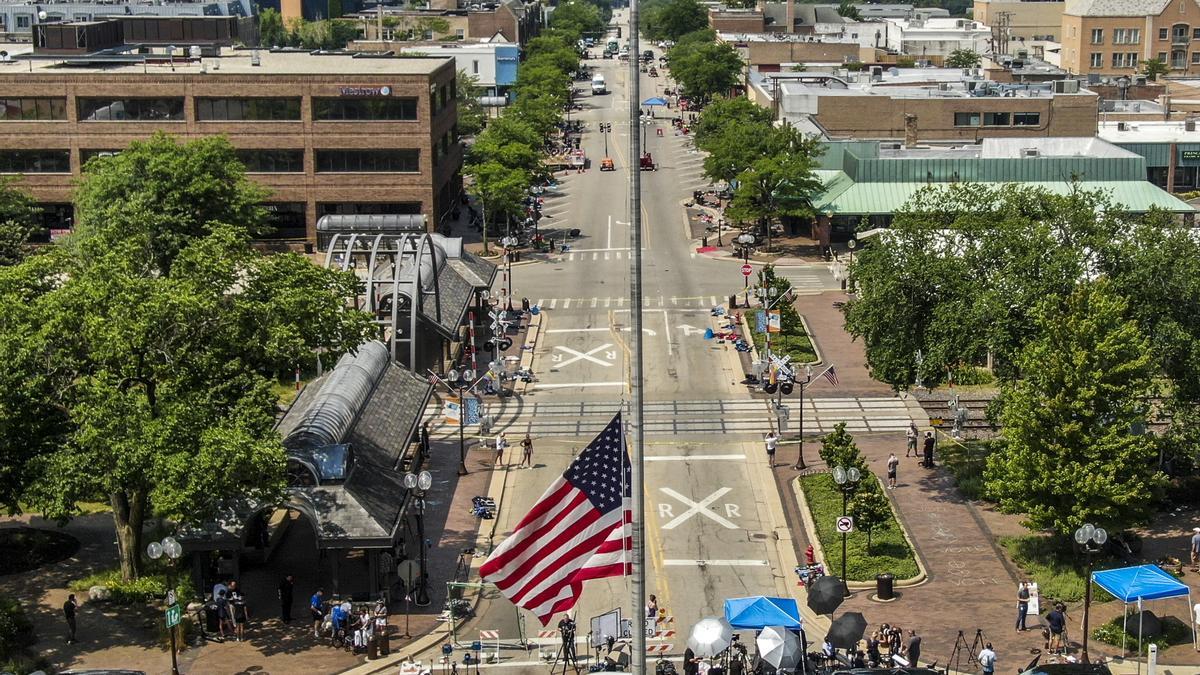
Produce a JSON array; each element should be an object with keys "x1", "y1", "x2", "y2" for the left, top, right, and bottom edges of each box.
[{"x1": 810, "y1": 176, "x2": 1194, "y2": 215}]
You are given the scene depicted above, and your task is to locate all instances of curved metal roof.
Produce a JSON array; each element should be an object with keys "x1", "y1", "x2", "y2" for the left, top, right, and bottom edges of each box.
[
  {"x1": 316, "y1": 214, "x2": 427, "y2": 233},
  {"x1": 283, "y1": 341, "x2": 390, "y2": 452}
]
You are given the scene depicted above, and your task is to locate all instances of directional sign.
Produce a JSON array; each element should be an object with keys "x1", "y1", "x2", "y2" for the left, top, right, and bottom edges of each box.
[
  {"x1": 741, "y1": 263, "x2": 754, "y2": 277},
  {"x1": 165, "y1": 603, "x2": 182, "y2": 629},
  {"x1": 836, "y1": 516, "x2": 854, "y2": 533}
]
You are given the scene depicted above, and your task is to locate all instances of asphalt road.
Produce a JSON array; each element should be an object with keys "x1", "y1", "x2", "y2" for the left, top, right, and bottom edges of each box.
[{"x1": 429, "y1": 14, "x2": 910, "y2": 667}]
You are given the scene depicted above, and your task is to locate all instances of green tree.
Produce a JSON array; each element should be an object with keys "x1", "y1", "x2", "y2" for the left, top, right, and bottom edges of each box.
[
  {"x1": 692, "y1": 96, "x2": 773, "y2": 148},
  {"x1": 983, "y1": 282, "x2": 1166, "y2": 536},
  {"x1": 694, "y1": 98, "x2": 775, "y2": 185},
  {"x1": 8, "y1": 137, "x2": 375, "y2": 581},
  {"x1": 551, "y1": 0, "x2": 605, "y2": 39},
  {"x1": 849, "y1": 489, "x2": 891, "y2": 552},
  {"x1": 259, "y1": 8, "x2": 289, "y2": 47},
  {"x1": 457, "y1": 70, "x2": 488, "y2": 137},
  {"x1": 726, "y1": 153, "x2": 823, "y2": 251},
  {"x1": 818, "y1": 422, "x2": 869, "y2": 480},
  {"x1": 945, "y1": 49, "x2": 981, "y2": 68},
  {"x1": 667, "y1": 39, "x2": 744, "y2": 102},
  {"x1": 1141, "y1": 58, "x2": 1169, "y2": 81},
  {"x1": 468, "y1": 160, "x2": 530, "y2": 255},
  {"x1": 640, "y1": 0, "x2": 709, "y2": 41},
  {"x1": 74, "y1": 133, "x2": 269, "y2": 276},
  {"x1": 836, "y1": 1, "x2": 862, "y2": 20},
  {"x1": 0, "y1": 177, "x2": 41, "y2": 266}
]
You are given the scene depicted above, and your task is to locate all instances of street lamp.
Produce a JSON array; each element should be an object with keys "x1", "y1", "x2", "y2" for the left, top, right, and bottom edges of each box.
[
  {"x1": 599, "y1": 122, "x2": 612, "y2": 157},
  {"x1": 404, "y1": 470, "x2": 435, "y2": 606},
  {"x1": 832, "y1": 466, "x2": 861, "y2": 597},
  {"x1": 443, "y1": 368, "x2": 476, "y2": 475},
  {"x1": 1074, "y1": 523, "x2": 1108, "y2": 663},
  {"x1": 736, "y1": 233, "x2": 755, "y2": 307},
  {"x1": 500, "y1": 235, "x2": 519, "y2": 313},
  {"x1": 147, "y1": 536, "x2": 183, "y2": 675},
  {"x1": 792, "y1": 364, "x2": 814, "y2": 470}
]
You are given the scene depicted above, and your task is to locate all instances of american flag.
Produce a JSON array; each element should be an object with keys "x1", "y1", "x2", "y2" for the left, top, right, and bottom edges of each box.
[
  {"x1": 479, "y1": 414, "x2": 631, "y2": 625},
  {"x1": 822, "y1": 365, "x2": 840, "y2": 386}
]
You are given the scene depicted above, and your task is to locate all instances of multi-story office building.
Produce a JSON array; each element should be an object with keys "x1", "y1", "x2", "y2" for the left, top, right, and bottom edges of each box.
[
  {"x1": 0, "y1": 22, "x2": 462, "y2": 247},
  {"x1": 1062, "y1": 0, "x2": 1200, "y2": 76},
  {"x1": 0, "y1": 0, "x2": 252, "y2": 41}
]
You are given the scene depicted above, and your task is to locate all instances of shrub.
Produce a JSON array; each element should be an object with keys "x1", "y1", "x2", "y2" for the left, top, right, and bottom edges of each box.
[
  {"x1": 938, "y1": 438, "x2": 997, "y2": 501},
  {"x1": 0, "y1": 595, "x2": 36, "y2": 661},
  {"x1": 799, "y1": 473, "x2": 918, "y2": 581},
  {"x1": 1092, "y1": 615, "x2": 1192, "y2": 654},
  {"x1": 949, "y1": 364, "x2": 995, "y2": 386},
  {"x1": 71, "y1": 567, "x2": 198, "y2": 607},
  {"x1": 999, "y1": 535, "x2": 1116, "y2": 604}
]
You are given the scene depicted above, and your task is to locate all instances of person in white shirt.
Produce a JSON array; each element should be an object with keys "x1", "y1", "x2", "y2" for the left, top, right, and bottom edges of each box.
[
  {"x1": 978, "y1": 643, "x2": 996, "y2": 675},
  {"x1": 764, "y1": 432, "x2": 779, "y2": 466},
  {"x1": 494, "y1": 432, "x2": 507, "y2": 466}
]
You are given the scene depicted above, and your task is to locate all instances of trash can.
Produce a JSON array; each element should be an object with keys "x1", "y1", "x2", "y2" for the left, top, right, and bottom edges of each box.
[
  {"x1": 729, "y1": 295, "x2": 738, "y2": 309},
  {"x1": 367, "y1": 635, "x2": 379, "y2": 659},
  {"x1": 376, "y1": 617, "x2": 390, "y2": 655},
  {"x1": 876, "y1": 573, "x2": 895, "y2": 600}
]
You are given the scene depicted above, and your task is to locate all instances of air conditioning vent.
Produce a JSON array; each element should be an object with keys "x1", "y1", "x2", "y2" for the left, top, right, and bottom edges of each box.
[{"x1": 1021, "y1": 148, "x2": 1040, "y2": 158}]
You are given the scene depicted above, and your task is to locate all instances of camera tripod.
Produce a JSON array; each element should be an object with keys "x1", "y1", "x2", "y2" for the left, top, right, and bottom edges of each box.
[
  {"x1": 947, "y1": 628, "x2": 988, "y2": 674},
  {"x1": 550, "y1": 625, "x2": 580, "y2": 674}
]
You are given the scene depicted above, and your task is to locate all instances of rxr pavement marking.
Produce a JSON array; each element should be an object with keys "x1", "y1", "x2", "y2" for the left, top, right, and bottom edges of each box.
[
  {"x1": 550, "y1": 344, "x2": 616, "y2": 368},
  {"x1": 658, "y1": 487, "x2": 739, "y2": 530}
]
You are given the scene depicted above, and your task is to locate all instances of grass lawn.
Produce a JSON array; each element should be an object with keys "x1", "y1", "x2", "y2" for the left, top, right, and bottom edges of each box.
[
  {"x1": 999, "y1": 535, "x2": 1116, "y2": 604},
  {"x1": 798, "y1": 473, "x2": 919, "y2": 581},
  {"x1": 937, "y1": 438, "x2": 999, "y2": 501},
  {"x1": 1092, "y1": 614, "x2": 1192, "y2": 655},
  {"x1": 750, "y1": 310, "x2": 817, "y2": 364}
]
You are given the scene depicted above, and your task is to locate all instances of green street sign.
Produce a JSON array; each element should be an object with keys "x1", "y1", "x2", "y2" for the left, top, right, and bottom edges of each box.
[{"x1": 165, "y1": 603, "x2": 181, "y2": 629}]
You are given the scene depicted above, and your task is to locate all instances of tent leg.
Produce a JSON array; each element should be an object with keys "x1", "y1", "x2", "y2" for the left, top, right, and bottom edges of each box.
[
  {"x1": 1137, "y1": 597, "x2": 1143, "y2": 675},
  {"x1": 1122, "y1": 606, "x2": 1128, "y2": 656}
]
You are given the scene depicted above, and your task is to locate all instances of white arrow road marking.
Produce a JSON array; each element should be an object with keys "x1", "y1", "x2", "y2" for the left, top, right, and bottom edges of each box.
[
  {"x1": 619, "y1": 327, "x2": 658, "y2": 336},
  {"x1": 552, "y1": 344, "x2": 614, "y2": 368},
  {"x1": 659, "y1": 487, "x2": 737, "y2": 530},
  {"x1": 677, "y1": 323, "x2": 706, "y2": 337}
]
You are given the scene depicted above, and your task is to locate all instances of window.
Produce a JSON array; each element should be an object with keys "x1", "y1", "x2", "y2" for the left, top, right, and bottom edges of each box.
[
  {"x1": 455, "y1": 28, "x2": 464, "y2": 38},
  {"x1": 983, "y1": 112, "x2": 1011, "y2": 126},
  {"x1": 1159, "y1": 51, "x2": 1169, "y2": 61},
  {"x1": 80, "y1": 149, "x2": 122, "y2": 165},
  {"x1": 1113, "y1": 28, "x2": 1140, "y2": 44},
  {"x1": 1160, "y1": 27, "x2": 1170, "y2": 40},
  {"x1": 317, "y1": 202, "x2": 420, "y2": 216},
  {"x1": 1090, "y1": 28, "x2": 1104, "y2": 44},
  {"x1": 1013, "y1": 112, "x2": 1041, "y2": 126},
  {"x1": 0, "y1": 97, "x2": 67, "y2": 121},
  {"x1": 313, "y1": 97, "x2": 418, "y2": 121},
  {"x1": 1192, "y1": 51, "x2": 1200, "y2": 63},
  {"x1": 0, "y1": 150, "x2": 70, "y2": 173},
  {"x1": 77, "y1": 98, "x2": 184, "y2": 121},
  {"x1": 1173, "y1": 49, "x2": 1188, "y2": 68},
  {"x1": 315, "y1": 149, "x2": 419, "y2": 172},
  {"x1": 235, "y1": 149, "x2": 305, "y2": 173},
  {"x1": 1174, "y1": 23, "x2": 1190, "y2": 43},
  {"x1": 1112, "y1": 52, "x2": 1138, "y2": 68},
  {"x1": 1194, "y1": 27, "x2": 1200, "y2": 39},
  {"x1": 196, "y1": 97, "x2": 301, "y2": 121},
  {"x1": 954, "y1": 112, "x2": 981, "y2": 127},
  {"x1": 1090, "y1": 52, "x2": 1103, "y2": 68},
  {"x1": 472, "y1": 59, "x2": 480, "y2": 74},
  {"x1": 14, "y1": 14, "x2": 31, "y2": 28},
  {"x1": 261, "y1": 202, "x2": 307, "y2": 239}
]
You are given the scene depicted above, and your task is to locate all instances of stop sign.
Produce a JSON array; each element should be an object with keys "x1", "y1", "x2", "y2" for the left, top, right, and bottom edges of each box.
[{"x1": 741, "y1": 264, "x2": 753, "y2": 277}]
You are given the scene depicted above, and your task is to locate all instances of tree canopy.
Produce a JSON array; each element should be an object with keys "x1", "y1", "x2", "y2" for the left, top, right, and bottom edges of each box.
[
  {"x1": 0, "y1": 177, "x2": 41, "y2": 267},
  {"x1": 457, "y1": 70, "x2": 487, "y2": 137},
  {"x1": 668, "y1": 35, "x2": 744, "y2": 102},
  {"x1": 945, "y1": 49, "x2": 981, "y2": 68},
  {"x1": 641, "y1": 0, "x2": 709, "y2": 41},
  {"x1": 1, "y1": 134, "x2": 375, "y2": 580},
  {"x1": 551, "y1": 0, "x2": 606, "y2": 38}
]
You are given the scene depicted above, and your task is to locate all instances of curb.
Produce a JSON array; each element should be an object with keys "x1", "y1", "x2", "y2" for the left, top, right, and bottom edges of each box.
[
  {"x1": 517, "y1": 311, "x2": 545, "y2": 397},
  {"x1": 796, "y1": 313, "x2": 824, "y2": 367},
  {"x1": 791, "y1": 472, "x2": 927, "y2": 592},
  {"x1": 697, "y1": 251, "x2": 826, "y2": 266}
]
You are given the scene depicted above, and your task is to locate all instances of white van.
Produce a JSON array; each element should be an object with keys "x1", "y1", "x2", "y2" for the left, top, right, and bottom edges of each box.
[{"x1": 591, "y1": 74, "x2": 607, "y2": 95}]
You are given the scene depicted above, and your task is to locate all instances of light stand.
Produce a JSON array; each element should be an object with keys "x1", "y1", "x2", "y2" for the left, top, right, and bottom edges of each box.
[
  {"x1": 793, "y1": 365, "x2": 813, "y2": 470},
  {"x1": 147, "y1": 536, "x2": 183, "y2": 675},
  {"x1": 736, "y1": 233, "x2": 754, "y2": 308},
  {"x1": 832, "y1": 466, "x2": 861, "y2": 597},
  {"x1": 1074, "y1": 523, "x2": 1107, "y2": 663},
  {"x1": 440, "y1": 367, "x2": 477, "y2": 476},
  {"x1": 405, "y1": 470, "x2": 435, "y2": 606}
]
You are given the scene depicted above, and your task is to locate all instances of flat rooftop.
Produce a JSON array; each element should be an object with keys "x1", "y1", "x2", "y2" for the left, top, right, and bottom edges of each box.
[
  {"x1": 5, "y1": 45, "x2": 451, "y2": 76},
  {"x1": 775, "y1": 76, "x2": 1087, "y2": 99},
  {"x1": 1098, "y1": 120, "x2": 1200, "y2": 144},
  {"x1": 719, "y1": 32, "x2": 860, "y2": 44},
  {"x1": 876, "y1": 137, "x2": 1138, "y2": 160}
]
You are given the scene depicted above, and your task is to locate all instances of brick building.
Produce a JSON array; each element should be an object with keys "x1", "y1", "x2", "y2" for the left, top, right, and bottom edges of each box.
[
  {"x1": 1062, "y1": 0, "x2": 1200, "y2": 76},
  {"x1": 973, "y1": 0, "x2": 1065, "y2": 42},
  {"x1": 0, "y1": 31, "x2": 461, "y2": 247}
]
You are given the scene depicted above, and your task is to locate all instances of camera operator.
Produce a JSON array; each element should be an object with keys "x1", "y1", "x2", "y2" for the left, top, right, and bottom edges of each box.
[{"x1": 557, "y1": 615, "x2": 577, "y2": 662}]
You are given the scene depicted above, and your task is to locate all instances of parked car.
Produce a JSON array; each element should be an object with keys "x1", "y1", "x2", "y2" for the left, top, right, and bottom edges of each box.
[
  {"x1": 600, "y1": 158, "x2": 615, "y2": 171},
  {"x1": 1018, "y1": 664, "x2": 1113, "y2": 675}
]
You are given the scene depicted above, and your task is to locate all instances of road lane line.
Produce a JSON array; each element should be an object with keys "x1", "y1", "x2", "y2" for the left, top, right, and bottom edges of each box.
[
  {"x1": 607, "y1": 214, "x2": 612, "y2": 249},
  {"x1": 546, "y1": 327, "x2": 609, "y2": 333},
  {"x1": 662, "y1": 559, "x2": 769, "y2": 566},
  {"x1": 663, "y1": 310, "x2": 672, "y2": 355},
  {"x1": 644, "y1": 454, "x2": 746, "y2": 461},
  {"x1": 533, "y1": 381, "x2": 626, "y2": 389}
]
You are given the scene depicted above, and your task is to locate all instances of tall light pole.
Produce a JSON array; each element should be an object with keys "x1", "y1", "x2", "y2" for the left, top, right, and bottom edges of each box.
[
  {"x1": 736, "y1": 233, "x2": 754, "y2": 308},
  {"x1": 405, "y1": 470, "x2": 435, "y2": 606},
  {"x1": 832, "y1": 466, "x2": 861, "y2": 597},
  {"x1": 792, "y1": 365, "x2": 814, "y2": 470},
  {"x1": 147, "y1": 536, "x2": 183, "y2": 675},
  {"x1": 440, "y1": 368, "x2": 477, "y2": 476},
  {"x1": 1074, "y1": 523, "x2": 1108, "y2": 664}
]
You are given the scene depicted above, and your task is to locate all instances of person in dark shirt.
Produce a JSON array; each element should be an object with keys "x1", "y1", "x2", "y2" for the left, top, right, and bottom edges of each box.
[
  {"x1": 63, "y1": 594, "x2": 78, "y2": 644},
  {"x1": 906, "y1": 630, "x2": 922, "y2": 666},
  {"x1": 1016, "y1": 582, "x2": 1030, "y2": 631},
  {"x1": 683, "y1": 646, "x2": 699, "y2": 675},
  {"x1": 1047, "y1": 605, "x2": 1067, "y2": 653},
  {"x1": 278, "y1": 574, "x2": 295, "y2": 623}
]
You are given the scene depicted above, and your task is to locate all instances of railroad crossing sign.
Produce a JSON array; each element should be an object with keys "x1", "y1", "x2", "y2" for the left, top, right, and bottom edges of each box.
[
  {"x1": 165, "y1": 603, "x2": 182, "y2": 629},
  {"x1": 836, "y1": 516, "x2": 854, "y2": 533},
  {"x1": 741, "y1": 263, "x2": 753, "y2": 277}
]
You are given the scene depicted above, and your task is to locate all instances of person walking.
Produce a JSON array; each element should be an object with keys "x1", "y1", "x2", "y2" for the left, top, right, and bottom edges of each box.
[
  {"x1": 278, "y1": 574, "x2": 295, "y2": 623},
  {"x1": 230, "y1": 584, "x2": 249, "y2": 642},
  {"x1": 905, "y1": 629, "x2": 921, "y2": 666},
  {"x1": 1016, "y1": 582, "x2": 1030, "y2": 631},
  {"x1": 310, "y1": 588, "x2": 325, "y2": 639},
  {"x1": 1046, "y1": 603, "x2": 1066, "y2": 654},
  {"x1": 1190, "y1": 527, "x2": 1200, "y2": 571},
  {"x1": 494, "y1": 432, "x2": 508, "y2": 467},
  {"x1": 979, "y1": 642, "x2": 996, "y2": 675},
  {"x1": 765, "y1": 432, "x2": 779, "y2": 467},
  {"x1": 520, "y1": 434, "x2": 534, "y2": 468},
  {"x1": 922, "y1": 431, "x2": 936, "y2": 468},
  {"x1": 646, "y1": 594, "x2": 659, "y2": 619},
  {"x1": 63, "y1": 593, "x2": 78, "y2": 644},
  {"x1": 887, "y1": 453, "x2": 899, "y2": 489},
  {"x1": 905, "y1": 423, "x2": 918, "y2": 457}
]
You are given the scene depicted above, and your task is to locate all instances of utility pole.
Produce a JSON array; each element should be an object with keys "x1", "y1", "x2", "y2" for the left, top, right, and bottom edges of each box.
[{"x1": 627, "y1": 1, "x2": 647, "y2": 673}]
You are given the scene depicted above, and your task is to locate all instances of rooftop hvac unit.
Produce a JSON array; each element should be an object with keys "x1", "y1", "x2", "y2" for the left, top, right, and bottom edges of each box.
[
  {"x1": 938, "y1": 82, "x2": 950, "y2": 91},
  {"x1": 882, "y1": 142, "x2": 902, "y2": 149},
  {"x1": 1052, "y1": 79, "x2": 1079, "y2": 94},
  {"x1": 1021, "y1": 148, "x2": 1040, "y2": 158},
  {"x1": 1186, "y1": 119, "x2": 1196, "y2": 131},
  {"x1": 1135, "y1": 75, "x2": 1148, "y2": 86},
  {"x1": 1117, "y1": 122, "x2": 1128, "y2": 131},
  {"x1": 1016, "y1": 49, "x2": 1028, "y2": 59}
]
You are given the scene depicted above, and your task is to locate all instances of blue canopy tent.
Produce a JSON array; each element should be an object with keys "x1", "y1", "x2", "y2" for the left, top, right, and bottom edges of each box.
[
  {"x1": 1091, "y1": 565, "x2": 1197, "y2": 656},
  {"x1": 724, "y1": 596, "x2": 803, "y2": 629}
]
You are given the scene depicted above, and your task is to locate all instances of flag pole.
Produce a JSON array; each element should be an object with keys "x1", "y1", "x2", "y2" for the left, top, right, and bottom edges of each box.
[{"x1": 627, "y1": 0, "x2": 647, "y2": 671}]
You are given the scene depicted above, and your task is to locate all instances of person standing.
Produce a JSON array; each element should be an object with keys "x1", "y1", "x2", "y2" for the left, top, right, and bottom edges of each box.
[
  {"x1": 230, "y1": 584, "x2": 249, "y2": 642},
  {"x1": 1190, "y1": 527, "x2": 1200, "y2": 570},
  {"x1": 63, "y1": 593, "x2": 78, "y2": 644},
  {"x1": 494, "y1": 432, "x2": 508, "y2": 467},
  {"x1": 978, "y1": 642, "x2": 997, "y2": 675},
  {"x1": 646, "y1": 594, "x2": 659, "y2": 619},
  {"x1": 278, "y1": 574, "x2": 295, "y2": 623},
  {"x1": 922, "y1": 431, "x2": 936, "y2": 468},
  {"x1": 1046, "y1": 603, "x2": 1066, "y2": 654},
  {"x1": 1016, "y1": 582, "x2": 1030, "y2": 631},
  {"x1": 520, "y1": 434, "x2": 534, "y2": 468},
  {"x1": 905, "y1": 629, "x2": 921, "y2": 666},
  {"x1": 310, "y1": 588, "x2": 325, "y2": 639},
  {"x1": 887, "y1": 453, "x2": 899, "y2": 489},
  {"x1": 905, "y1": 423, "x2": 918, "y2": 457},
  {"x1": 765, "y1": 432, "x2": 779, "y2": 467}
]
